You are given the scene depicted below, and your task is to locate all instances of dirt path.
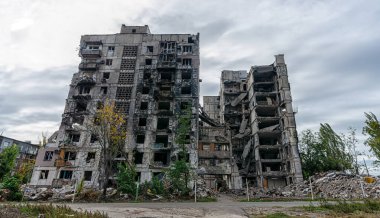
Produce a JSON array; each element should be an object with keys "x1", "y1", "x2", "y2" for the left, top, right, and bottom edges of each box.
[{"x1": 66, "y1": 201, "x2": 321, "y2": 218}]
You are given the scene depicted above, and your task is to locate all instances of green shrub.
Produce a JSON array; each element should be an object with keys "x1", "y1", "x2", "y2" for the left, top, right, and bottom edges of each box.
[
  {"x1": 2, "y1": 176, "x2": 22, "y2": 201},
  {"x1": 116, "y1": 163, "x2": 138, "y2": 196}
]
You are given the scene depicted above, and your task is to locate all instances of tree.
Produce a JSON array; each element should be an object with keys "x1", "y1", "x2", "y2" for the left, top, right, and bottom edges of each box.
[
  {"x1": 342, "y1": 127, "x2": 361, "y2": 174},
  {"x1": 175, "y1": 105, "x2": 192, "y2": 160},
  {"x1": 116, "y1": 163, "x2": 137, "y2": 196},
  {"x1": 0, "y1": 144, "x2": 19, "y2": 181},
  {"x1": 299, "y1": 123, "x2": 354, "y2": 178},
  {"x1": 88, "y1": 100, "x2": 127, "y2": 199},
  {"x1": 363, "y1": 112, "x2": 380, "y2": 161}
]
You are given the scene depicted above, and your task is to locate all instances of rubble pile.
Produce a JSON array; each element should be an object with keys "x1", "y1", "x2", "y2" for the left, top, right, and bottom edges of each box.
[
  {"x1": 192, "y1": 178, "x2": 217, "y2": 198},
  {"x1": 279, "y1": 172, "x2": 380, "y2": 199}
]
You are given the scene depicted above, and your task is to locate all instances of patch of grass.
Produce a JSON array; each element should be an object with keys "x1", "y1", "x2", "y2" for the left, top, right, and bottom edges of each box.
[
  {"x1": 197, "y1": 196, "x2": 217, "y2": 202},
  {"x1": 302, "y1": 199, "x2": 380, "y2": 214},
  {"x1": 265, "y1": 212, "x2": 292, "y2": 218},
  {"x1": 0, "y1": 204, "x2": 109, "y2": 218}
]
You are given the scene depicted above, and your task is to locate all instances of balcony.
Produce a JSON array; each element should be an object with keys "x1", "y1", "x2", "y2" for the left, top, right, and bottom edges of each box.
[
  {"x1": 72, "y1": 94, "x2": 91, "y2": 100},
  {"x1": 198, "y1": 150, "x2": 230, "y2": 159},
  {"x1": 151, "y1": 143, "x2": 169, "y2": 150},
  {"x1": 157, "y1": 62, "x2": 177, "y2": 69},
  {"x1": 78, "y1": 62, "x2": 98, "y2": 71},
  {"x1": 80, "y1": 49, "x2": 102, "y2": 58}
]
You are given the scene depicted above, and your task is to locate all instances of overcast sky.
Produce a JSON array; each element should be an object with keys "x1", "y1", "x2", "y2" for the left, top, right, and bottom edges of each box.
[{"x1": 0, "y1": 0, "x2": 379, "y2": 156}]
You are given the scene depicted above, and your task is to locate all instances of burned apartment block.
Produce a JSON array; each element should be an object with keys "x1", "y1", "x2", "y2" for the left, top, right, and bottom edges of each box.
[
  {"x1": 29, "y1": 25, "x2": 200, "y2": 187},
  {"x1": 199, "y1": 55, "x2": 303, "y2": 190}
]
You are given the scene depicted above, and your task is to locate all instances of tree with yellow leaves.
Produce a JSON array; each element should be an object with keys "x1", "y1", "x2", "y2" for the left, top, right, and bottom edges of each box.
[{"x1": 89, "y1": 100, "x2": 127, "y2": 199}]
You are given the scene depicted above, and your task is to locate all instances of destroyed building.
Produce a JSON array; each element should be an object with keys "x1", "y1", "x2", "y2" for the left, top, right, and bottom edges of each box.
[
  {"x1": 0, "y1": 136, "x2": 39, "y2": 173},
  {"x1": 199, "y1": 55, "x2": 303, "y2": 190},
  {"x1": 29, "y1": 25, "x2": 200, "y2": 187}
]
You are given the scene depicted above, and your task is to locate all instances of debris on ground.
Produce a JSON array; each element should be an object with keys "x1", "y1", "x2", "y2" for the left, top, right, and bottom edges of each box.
[{"x1": 244, "y1": 171, "x2": 380, "y2": 199}]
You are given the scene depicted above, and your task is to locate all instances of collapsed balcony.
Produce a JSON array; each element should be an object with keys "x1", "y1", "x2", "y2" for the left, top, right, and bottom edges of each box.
[
  {"x1": 255, "y1": 96, "x2": 277, "y2": 107},
  {"x1": 259, "y1": 148, "x2": 281, "y2": 162},
  {"x1": 254, "y1": 83, "x2": 275, "y2": 92},
  {"x1": 78, "y1": 62, "x2": 98, "y2": 71}
]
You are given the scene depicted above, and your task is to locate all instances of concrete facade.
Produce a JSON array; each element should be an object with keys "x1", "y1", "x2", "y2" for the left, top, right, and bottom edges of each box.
[{"x1": 30, "y1": 25, "x2": 200, "y2": 187}]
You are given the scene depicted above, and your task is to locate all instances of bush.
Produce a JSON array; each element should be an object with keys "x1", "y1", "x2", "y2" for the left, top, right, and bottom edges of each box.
[
  {"x1": 2, "y1": 176, "x2": 22, "y2": 201},
  {"x1": 116, "y1": 164, "x2": 138, "y2": 196}
]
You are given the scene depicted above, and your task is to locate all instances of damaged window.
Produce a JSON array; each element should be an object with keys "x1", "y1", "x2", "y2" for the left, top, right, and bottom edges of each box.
[
  {"x1": 140, "y1": 102, "x2": 148, "y2": 110},
  {"x1": 134, "y1": 152, "x2": 143, "y2": 164},
  {"x1": 69, "y1": 133, "x2": 80, "y2": 143},
  {"x1": 84, "y1": 171, "x2": 92, "y2": 181},
  {"x1": 136, "y1": 135, "x2": 145, "y2": 144},
  {"x1": 90, "y1": 134, "x2": 98, "y2": 143},
  {"x1": 183, "y1": 46, "x2": 192, "y2": 53},
  {"x1": 158, "y1": 102, "x2": 170, "y2": 110},
  {"x1": 142, "y1": 87, "x2": 150, "y2": 94},
  {"x1": 145, "y1": 59, "x2": 152, "y2": 65},
  {"x1": 78, "y1": 86, "x2": 91, "y2": 94},
  {"x1": 154, "y1": 152, "x2": 169, "y2": 166},
  {"x1": 106, "y1": 59, "x2": 113, "y2": 66},
  {"x1": 39, "y1": 170, "x2": 49, "y2": 179},
  {"x1": 181, "y1": 86, "x2": 191, "y2": 95},
  {"x1": 180, "y1": 101, "x2": 190, "y2": 110},
  {"x1": 75, "y1": 101, "x2": 87, "y2": 112},
  {"x1": 59, "y1": 170, "x2": 73, "y2": 179},
  {"x1": 138, "y1": 118, "x2": 147, "y2": 126},
  {"x1": 147, "y1": 46, "x2": 153, "y2": 53},
  {"x1": 181, "y1": 71, "x2": 191, "y2": 80},
  {"x1": 182, "y1": 58, "x2": 192, "y2": 66},
  {"x1": 86, "y1": 152, "x2": 96, "y2": 163},
  {"x1": 100, "y1": 87, "x2": 108, "y2": 95},
  {"x1": 160, "y1": 71, "x2": 172, "y2": 80},
  {"x1": 155, "y1": 135, "x2": 168, "y2": 147},
  {"x1": 103, "y1": 72, "x2": 110, "y2": 80},
  {"x1": 43, "y1": 151, "x2": 54, "y2": 161},
  {"x1": 64, "y1": 152, "x2": 76, "y2": 161},
  {"x1": 157, "y1": 118, "x2": 169, "y2": 130}
]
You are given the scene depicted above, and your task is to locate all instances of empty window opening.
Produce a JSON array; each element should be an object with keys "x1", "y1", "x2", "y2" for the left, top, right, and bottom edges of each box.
[
  {"x1": 136, "y1": 135, "x2": 145, "y2": 144},
  {"x1": 100, "y1": 87, "x2": 108, "y2": 94},
  {"x1": 72, "y1": 116, "x2": 84, "y2": 125},
  {"x1": 154, "y1": 152, "x2": 169, "y2": 166},
  {"x1": 183, "y1": 45, "x2": 192, "y2": 53},
  {"x1": 64, "y1": 152, "x2": 76, "y2": 161},
  {"x1": 108, "y1": 46, "x2": 115, "y2": 51},
  {"x1": 39, "y1": 170, "x2": 49, "y2": 179},
  {"x1": 243, "y1": 84, "x2": 247, "y2": 91},
  {"x1": 160, "y1": 71, "x2": 172, "y2": 80},
  {"x1": 158, "y1": 102, "x2": 170, "y2": 110},
  {"x1": 68, "y1": 133, "x2": 80, "y2": 143},
  {"x1": 262, "y1": 163, "x2": 281, "y2": 172},
  {"x1": 106, "y1": 59, "x2": 113, "y2": 66},
  {"x1": 188, "y1": 37, "x2": 194, "y2": 43},
  {"x1": 44, "y1": 151, "x2": 53, "y2": 161},
  {"x1": 145, "y1": 59, "x2": 152, "y2": 65},
  {"x1": 84, "y1": 171, "x2": 92, "y2": 181},
  {"x1": 182, "y1": 58, "x2": 192, "y2": 66},
  {"x1": 258, "y1": 120, "x2": 280, "y2": 129},
  {"x1": 134, "y1": 152, "x2": 143, "y2": 164},
  {"x1": 75, "y1": 101, "x2": 87, "y2": 112},
  {"x1": 86, "y1": 152, "x2": 96, "y2": 163},
  {"x1": 180, "y1": 101, "x2": 190, "y2": 110},
  {"x1": 259, "y1": 137, "x2": 279, "y2": 145},
  {"x1": 59, "y1": 170, "x2": 73, "y2": 179},
  {"x1": 143, "y1": 72, "x2": 151, "y2": 80},
  {"x1": 87, "y1": 45, "x2": 99, "y2": 50},
  {"x1": 155, "y1": 135, "x2": 168, "y2": 147},
  {"x1": 181, "y1": 86, "x2": 191, "y2": 94},
  {"x1": 147, "y1": 46, "x2": 153, "y2": 52},
  {"x1": 140, "y1": 102, "x2": 148, "y2": 110},
  {"x1": 138, "y1": 118, "x2": 147, "y2": 126},
  {"x1": 90, "y1": 134, "x2": 98, "y2": 143},
  {"x1": 182, "y1": 71, "x2": 191, "y2": 79},
  {"x1": 142, "y1": 87, "x2": 150, "y2": 94},
  {"x1": 78, "y1": 86, "x2": 91, "y2": 94},
  {"x1": 132, "y1": 29, "x2": 136, "y2": 33},
  {"x1": 259, "y1": 149, "x2": 280, "y2": 159},
  {"x1": 157, "y1": 118, "x2": 169, "y2": 130}
]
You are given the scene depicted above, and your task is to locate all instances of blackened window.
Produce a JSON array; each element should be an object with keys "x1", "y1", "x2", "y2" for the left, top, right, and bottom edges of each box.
[
  {"x1": 44, "y1": 151, "x2": 53, "y2": 161},
  {"x1": 84, "y1": 171, "x2": 92, "y2": 181}
]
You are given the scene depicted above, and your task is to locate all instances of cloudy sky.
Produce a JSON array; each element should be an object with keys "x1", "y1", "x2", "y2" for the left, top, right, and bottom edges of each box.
[{"x1": 0, "y1": 0, "x2": 379, "y2": 155}]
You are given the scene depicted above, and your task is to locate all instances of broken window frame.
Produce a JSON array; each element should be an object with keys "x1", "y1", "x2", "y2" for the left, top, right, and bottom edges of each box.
[
  {"x1": 84, "y1": 171, "x2": 93, "y2": 181},
  {"x1": 39, "y1": 170, "x2": 49, "y2": 179},
  {"x1": 105, "y1": 59, "x2": 113, "y2": 66},
  {"x1": 59, "y1": 170, "x2": 73, "y2": 179},
  {"x1": 43, "y1": 151, "x2": 54, "y2": 161},
  {"x1": 86, "y1": 152, "x2": 96, "y2": 163},
  {"x1": 64, "y1": 151, "x2": 76, "y2": 161}
]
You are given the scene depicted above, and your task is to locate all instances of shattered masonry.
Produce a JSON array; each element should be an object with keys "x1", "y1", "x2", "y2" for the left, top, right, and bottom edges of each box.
[
  {"x1": 199, "y1": 55, "x2": 303, "y2": 190},
  {"x1": 29, "y1": 25, "x2": 302, "y2": 191},
  {"x1": 29, "y1": 25, "x2": 200, "y2": 188}
]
